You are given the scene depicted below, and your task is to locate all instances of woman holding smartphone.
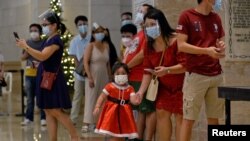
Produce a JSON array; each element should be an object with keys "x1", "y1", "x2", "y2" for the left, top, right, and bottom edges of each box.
[{"x1": 16, "y1": 12, "x2": 79, "y2": 141}]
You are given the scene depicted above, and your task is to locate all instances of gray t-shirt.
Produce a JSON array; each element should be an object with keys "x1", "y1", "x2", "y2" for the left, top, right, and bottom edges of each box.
[{"x1": 25, "y1": 39, "x2": 44, "y2": 66}]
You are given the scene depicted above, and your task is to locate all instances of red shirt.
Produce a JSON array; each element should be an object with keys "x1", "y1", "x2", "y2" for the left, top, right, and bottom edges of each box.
[
  {"x1": 125, "y1": 30, "x2": 146, "y2": 81},
  {"x1": 143, "y1": 41, "x2": 185, "y2": 114},
  {"x1": 176, "y1": 9, "x2": 225, "y2": 76}
]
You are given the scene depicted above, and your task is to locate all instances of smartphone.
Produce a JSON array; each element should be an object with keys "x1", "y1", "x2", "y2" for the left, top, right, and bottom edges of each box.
[
  {"x1": 144, "y1": 68, "x2": 155, "y2": 73},
  {"x1": 13, "y1": 32, "x2": 19, "y2": 40}
]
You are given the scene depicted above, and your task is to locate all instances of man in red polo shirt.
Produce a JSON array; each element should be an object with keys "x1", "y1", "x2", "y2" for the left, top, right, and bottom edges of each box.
[{"x1": 176, "y1": 0, "x2": 225, "y2": 141}]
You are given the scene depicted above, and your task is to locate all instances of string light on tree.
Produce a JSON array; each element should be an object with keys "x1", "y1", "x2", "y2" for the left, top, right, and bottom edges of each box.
[{"x1": 50, "y1": 0, "x2": 74, "y2": 88}]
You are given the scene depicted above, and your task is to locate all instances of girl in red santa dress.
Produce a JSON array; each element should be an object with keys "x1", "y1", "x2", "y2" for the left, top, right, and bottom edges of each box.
[{"x1": 93, "y1": 62, "x2": 139, "y2": 141}]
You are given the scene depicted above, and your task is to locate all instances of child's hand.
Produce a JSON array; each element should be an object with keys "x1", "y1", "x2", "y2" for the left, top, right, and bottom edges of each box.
[
  {"x1": 93, "y1": 107, "x2": 100, "y2": 116},
  {"x1": 135, "y1": 92, "x2": 142, "y2": 105}
]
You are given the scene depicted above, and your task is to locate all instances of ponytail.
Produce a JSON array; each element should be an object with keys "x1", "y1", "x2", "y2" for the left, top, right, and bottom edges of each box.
[{"x1": 59, "y1": 23, "x2": 66, "y2": 35}]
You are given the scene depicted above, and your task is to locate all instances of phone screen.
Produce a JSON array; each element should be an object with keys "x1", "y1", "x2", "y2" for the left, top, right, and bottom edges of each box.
[{"x1": 13, "y1": 32, "x2": 19, "y2": 40}]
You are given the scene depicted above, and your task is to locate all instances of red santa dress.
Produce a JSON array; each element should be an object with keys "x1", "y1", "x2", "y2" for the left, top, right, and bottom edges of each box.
[{"x1": 95, "y1": 82, "x2": 138, "y2": 139}]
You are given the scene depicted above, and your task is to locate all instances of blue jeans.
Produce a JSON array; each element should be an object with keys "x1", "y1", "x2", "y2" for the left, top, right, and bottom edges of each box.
[{"x1": 25, "y1": 76, "x2": 45, "y2": 121}]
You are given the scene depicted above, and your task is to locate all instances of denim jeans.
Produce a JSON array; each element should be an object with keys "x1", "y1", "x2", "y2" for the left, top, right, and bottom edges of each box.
[{"x1": 25, "y1": 76, "x2": 45, "y2": 121}]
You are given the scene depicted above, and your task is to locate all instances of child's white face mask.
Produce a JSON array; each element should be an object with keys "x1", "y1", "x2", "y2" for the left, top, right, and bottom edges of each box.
[{"x1": 114, "y1": 75, "x2": 128, "y2": 85}]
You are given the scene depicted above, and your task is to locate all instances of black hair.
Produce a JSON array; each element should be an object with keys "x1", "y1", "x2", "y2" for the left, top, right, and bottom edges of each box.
[
  {"x1": 104, "y1": 28, "x2": 119, "y2": 69},
  {"x1": 120, "y1": 24, "x2": 137, "y2": 35},
  {"x1": 142, "y1": 3, "x2": 154, "y2": 11},
  {"x1": 74, "y1": 15, "x2": 88, "y2": 25},
  {"x1": 197, "y1": 0, "x2": 202, "y2": 4},
  {"x1": 121, "y1": 12, "x2": 132, "y2": 18},
  {"x1": 29, "y1": 23, "x2": 42, "y2": 35},
  {"x1": 144, "y1": 8, "x2": 175, "y2": 50},
  {"x1": 44, "y1": 12, "x2": 66, "y2": 34},
  {"x1": 111, "y1": 61, "x2": 129, "y2": 75}
]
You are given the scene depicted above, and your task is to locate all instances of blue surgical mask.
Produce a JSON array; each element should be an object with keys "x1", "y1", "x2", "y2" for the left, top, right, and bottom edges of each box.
[
  {"x1": 94, "y1": 33, "x2": 105, "y2": 41},
  {"x1": 146, "y1": 25, "x2": 161, "y2": 39},
  {"x1": 78, "y1": 25, "x2": 88, "y2": 34},
  {"x1": 213, "y1": 0, "x2": 222, "y2": 12},
  {"x1": 134, "y1": 12, "x2": 144, "y2": 24},
  {"x1": 121, "y1": 20, "x2": 133, "y2": 26},
  {"x1": 42, "y1": 26, "x2": 50, "y2": 36}
]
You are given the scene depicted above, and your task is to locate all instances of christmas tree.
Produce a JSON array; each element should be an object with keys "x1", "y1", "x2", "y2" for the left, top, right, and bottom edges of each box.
[{"x1": 50, "y1": 0, "x2": 74, "y2": 89}]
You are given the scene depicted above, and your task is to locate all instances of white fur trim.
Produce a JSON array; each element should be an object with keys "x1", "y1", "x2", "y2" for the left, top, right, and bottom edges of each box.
[
  {"x1": 130, "y1": 92, "x2": 136, "y2": 97},
  {"x1": 95, "y1": 129, "x2": 138, "y2": 139},
  {"x1": 103, "y1": 89, "x2": 109, "y2": 95}
]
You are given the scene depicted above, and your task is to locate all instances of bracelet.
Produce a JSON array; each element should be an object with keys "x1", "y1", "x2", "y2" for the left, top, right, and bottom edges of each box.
[{"x1": 165, "y1": 68, "x2": 170, "y2": 74}]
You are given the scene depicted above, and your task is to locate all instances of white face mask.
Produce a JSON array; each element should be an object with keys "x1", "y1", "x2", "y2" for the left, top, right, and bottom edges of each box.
[
  {"x1": 114, "y1": 75, "x2": 128, "y2": 85},
  {"x1": 30, "y1": 32, "x2": 40, "y2": 39},
  {"x1": 121, "y1": 37, "x2": 132, "y2": 48},
  {"x1": 134, "y1": 12, "x2": 144, "y2": 24}
]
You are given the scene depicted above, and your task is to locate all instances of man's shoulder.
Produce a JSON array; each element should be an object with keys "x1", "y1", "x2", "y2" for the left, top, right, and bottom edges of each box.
[{"x1": 179, "y1": 8, "x2": 196, "y2": 18}]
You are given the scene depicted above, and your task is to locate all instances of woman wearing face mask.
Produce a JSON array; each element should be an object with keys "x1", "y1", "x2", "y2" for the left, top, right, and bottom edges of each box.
[
  {"x1": 83, "y1": 22, "x2": 111, "y2": 132},
  {"x1": 20, "y1": 23, "x2": 46, "y2": 126},
  {"x1": 136, "y1": 8, "x2": 186, "y2": 141},
  {"x1": 16, "y1": 12, "x2": 79, "y2": 141},
  {"x1": 128, "y1": 4, "x2": 156, "y2": 141},
  {"x1": 93, "y1": 62, "x2": 140, "y2": 141}
]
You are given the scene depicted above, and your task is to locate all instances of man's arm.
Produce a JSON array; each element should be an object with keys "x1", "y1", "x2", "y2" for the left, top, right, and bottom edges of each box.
[{"x1": 177, "y1": 33, "x2": 225, "y2": 59}]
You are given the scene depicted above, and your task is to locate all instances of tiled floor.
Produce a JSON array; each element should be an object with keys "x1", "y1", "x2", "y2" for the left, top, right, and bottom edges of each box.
[{"x1": 0, "y1": 72, "x2": 250, "y2": 141}]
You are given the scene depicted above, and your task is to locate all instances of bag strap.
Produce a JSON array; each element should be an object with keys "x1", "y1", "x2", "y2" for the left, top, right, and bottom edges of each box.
[
  {"x1": 153, "y1": 45, "x2": 166, "y2": 79},
  {"x1": 42, "y1": 64, "x2": 60, "y2": 75},
  {"x1": 158, "y1": 47, "x2": 166, "y2": 67}
]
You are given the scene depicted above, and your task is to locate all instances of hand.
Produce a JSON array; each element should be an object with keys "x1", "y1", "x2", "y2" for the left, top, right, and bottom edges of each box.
[
  {"x1": 16, "y1": 39, "x2": 28, "y2": 49},
  {"x1": 135, "y1": 92, "x2": 143, "y2": 104},
  {"x1": 154, "y1": 66, "x2": 168, "y2": 77},
  {"x1": 88, "y1": 78, "x2": 95, "y2": 88},
  {"x1": 206, "y1": 47, "x2": 225, "y2": 59},
  {"x1": 93, "y1": 107, "x2": 100, "y2": 116},
  {"x1": 216, "y1": 39, "x2": 226, "y2": 53}
]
